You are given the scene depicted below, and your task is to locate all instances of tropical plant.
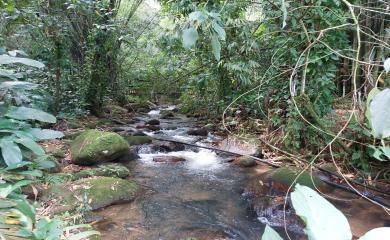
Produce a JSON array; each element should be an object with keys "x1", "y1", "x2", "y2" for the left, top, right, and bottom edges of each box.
[{"x1": 261, "y1": 184, "x2": 390, "y2": 240}]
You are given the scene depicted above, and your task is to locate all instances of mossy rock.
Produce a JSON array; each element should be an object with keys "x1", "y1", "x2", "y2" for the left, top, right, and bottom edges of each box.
[
  {"x1": 74, "y1": 163, "x2": 130, "y2": 179},
  {"x1": 268, "y1": 167, "x2": 325, "y2": 190},
  {"x1": 233, "y1": 156, "x2": 257, "y2": 167},
  {"x1": 42, "y1": 177, "x2": 139, "y2": 213},
  {"x1": 70, "y1": 130, "x2": 130, "y2": 165},
  {"x1": 124, "y1": 135, "x2": 152, "y2": 145}
]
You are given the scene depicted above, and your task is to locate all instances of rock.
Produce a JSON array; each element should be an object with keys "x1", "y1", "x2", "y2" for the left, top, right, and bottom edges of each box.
[
  {"x1": 233, "y1": 156, "x2": 257, "y2": 167},
  {"x1": 42, "y1": 177, "x2": 139, "y2": 213},
  {"x1": 132, "y1": 131, "x2": 147, "y2": 136},
  {"x1": 146, "y1": 125, "x2": 160, "y2": 131},
  {"x1": 153, "y1": 156, "x2": 186, "y2": 163},
  {"x1": 251, "y1": 147, "x2": 263, "y2": 158},
  {"x1": 73, "y1": 163, "x2": 130, "y2": 179},
  {"x1": 70, "y1": 130, "x2": 130, "y2": 166},
  {"x1": 187, "y1": 128, "x2": 208, "y2": 136},
  {"x1": 267, "y1": 167, "x2": 326, "y2": 191},
  {"x1": 203, "y1": 123, "x2": 216, "y2": 131},
  {"x1": 126, "y1": 102, "x2": 151, "y2": 113},
  {"x1": 146, "y1": 119, "x2": 160, "y2": 125},
  {"x1": 48, "y1": 149, "x2": 66, "y2": 159},
  {"x1": 151, "y1": 141, "x2": 185, "y2": 152},
  {"x1": 124, "y1": 136, "x2": 153, "y2": 145},
  {"x1": 160, "y1": 110, "x2": 174, "y2": 119}
]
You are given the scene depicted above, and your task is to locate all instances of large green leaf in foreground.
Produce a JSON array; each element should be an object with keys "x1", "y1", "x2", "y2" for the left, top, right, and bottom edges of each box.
[
  {"x1": 369, "y1": 88, "x2": 390, "y2": 138},
  {"x1": 291, "y1": 184, "x2": 352, "y2": 240},
  {"x1": 262, "y1": 225, "x2": 283, "y2": 240},
  {"x1": 6, "y1": 106, "x2": 56, "y2": 123}
]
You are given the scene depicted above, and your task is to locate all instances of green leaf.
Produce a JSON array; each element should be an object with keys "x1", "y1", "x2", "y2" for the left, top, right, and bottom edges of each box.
[
  {"x1": 0, "y1": 54, "x2": 44, "y2": 68},
  {"x1": 67, "y1": 231, "x2": 100, "y2": 240},
  {"x1": 14, "y1": 138, "x2": 45, "y2": 156},
  {"x1": 189, "y1": 11, "x2": 207, "y2": 23},
  {"x1": 212, "y1": 22, "x2": 226, "y2": 41},
  {"x1": 182, "y1": 27, "x2": 198, "y2": 49},
  {"x1": 291, "y1": 184, "x2": 352, "y2": 240},
  {"x1": 359, "y1": 227, "x2": 390, "y2": 240},
  {"x1": 262, "y1": 225, "x2": 283, "y2": 240},
  {"x1": 211, "y1": 35, "x2": 221, "y2": 61},
  {"x1": 380, "y1": 146, "x2": 390, "y2": 160},
  {"x1": 369, "y1": 88, "x2": 390, "y2": 138},
  {"x1": 25, "y1": 129, "x2": 64, "y2": 141},
  {"x1": 6, "y1": 107, "x2": 56, "y2": 123},
  {"x1": 0, "y1": 140, "x2": 22, "y2": 166}
]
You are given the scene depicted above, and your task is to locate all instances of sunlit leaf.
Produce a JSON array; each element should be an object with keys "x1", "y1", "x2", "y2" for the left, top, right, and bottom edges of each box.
[
  {"x1": 211, "y1": 35, "x2": 221, "y2": 61},
  {"x1": 359, "y1": 227, "x2": 390, "y2": 240},
  {"x1": 262, "y1": 225, "x2": 283, "y2": 240},
  {"x1": 212, "y1": 22, "x2": 226, "y2": 41},
  {"x1": 0, "y1": 140, "x2": 22, "y2": 166},
  {"x1": 384, "y1": 58, "x2": 390, "y2": 73},
  {"x1": 369, "y1": 88, "x2": 390, "y2": 138},
  {"x1": 291, "y1": 184, "x2": 352, "y2": 240},
  {"x1": 0, "y1": 54, "x2": 44, "y2": 68},
  {"x1": 14, "y1": 138, "x2": 45, "y2": 156},
  {"x1": 182, "y1": 27, "x2": 198, "y2": 49},
  {"x1": 25, "y1": 128, "x2": 64, "y2": 141},
  {"x1": 6, "y1": 106, "x2": 56, "y2": 123}
]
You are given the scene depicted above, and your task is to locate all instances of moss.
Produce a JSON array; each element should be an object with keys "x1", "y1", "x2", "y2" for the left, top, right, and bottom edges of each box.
[
  {"x1": 234, "y1": 156, "x2": 257, "y2": 167},
  {"x1": 43, "y1": 177, "x2": 139, "y2": 213},
  {"x1": 74, "y1": 163, "x2": 130, "y2": 179},
  {"x1": 269, "y1": 167, "x2": 324, "y2": 190},
  {"x1": 70, "y1": 130, "x2": 130, "y2": 165},
  {"x1": 124, "y1": 135, "x2": 152, "y2": 146}
]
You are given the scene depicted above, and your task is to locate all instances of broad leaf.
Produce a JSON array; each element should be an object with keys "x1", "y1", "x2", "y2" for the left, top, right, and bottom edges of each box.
[
  {"x1": 212, "y1": 22, "x2": 226, "y2": 41},
  {"x1": 6, "y1": 106, "x2": 56, "y2": 123},
  {"x1": 369, "y1": 88, "x2": 390, "y2": 138},
  {"x1": 291, "y1": 184, "x2": 352, "y2": 240},
  {"x1": 0, "y1": 69, "x2": 23, "y2": 80},
  {"x1": 0, "y1": 54, "x2": 44, "y2": 68},
  {"x1": 189, "y1": 11, "x2": 207, "y2": 23},
  {"x1": 25, "y1": 128, "x2": 64, "y2": 140},
  {"x1": 359, "y1": 227, "x2": 390, "y2": 240},
  {"x1": 262, "y1": 225, "x2": 283, "y2": 240},
  {"x1": 384, "y1": 58, "x2": 390, "y2": 73},
  {"x1": 14, "y1": 138, "x2": 45, "y2": 156},
  {"x1": 0, "y1": 140, "x2": 22, "y2": 166},
  {"x1": 182, "y1": 27, "x2": 198, "y2": 49},
  {"x1": 68, "y1": 231, "x2": 100, "y2": 240},
  {"x1": 211, "y1": 35, "x2": 221, "y2": 61}
]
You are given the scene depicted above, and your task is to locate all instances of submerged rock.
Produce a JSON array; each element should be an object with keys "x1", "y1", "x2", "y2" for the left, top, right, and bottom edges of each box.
[
  {"x1": 268, "y1": 167, "x2": 326, "y2": 191},
  {"x1": 160, "y1": 110, "x2": 175, "y2": 119},
  {"x1": 233, "y1": 156, "x2": 257, "y2": 167},
  {"x1": 42, "y1": 177, "x2": 139, "y2": 213},
  {"x1": 187, "y1": 128, "x2": 208, "y2": 136},
  {"x1": 70, "y1": 130, "x2": 130, "y2": 165},
  {"x1": 124, "y1": 135, "x2": 153, "y2": 145},
  {"x1": 153, "y1": 156, "x2": 186, "y2": 163},
  {"x1": 146, "y1": 119, "x2": 160, "y2": 125}
]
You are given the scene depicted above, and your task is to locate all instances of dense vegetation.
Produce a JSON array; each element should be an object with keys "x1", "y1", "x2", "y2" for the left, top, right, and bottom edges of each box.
[{"x1": 0, "y1": 0, "x2": 389, "y2": 239}]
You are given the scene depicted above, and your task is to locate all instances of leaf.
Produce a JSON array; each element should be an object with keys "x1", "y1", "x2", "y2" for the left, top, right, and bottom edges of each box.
[
  {"x1": 25, "y1": 128, "x2": 64, "y2": 141},
  {"x1": 365, "y1": 87, "x2": 381, "y2": 124},
  {"x1": 189, "y1": 11, "x2": 207, "y2": 23},
  {"x1": 262, "y1": 225, "x2": 283, "y2": 240},
  {"x1": 384, "y1": 58, "x2": 390, "y2": 73},
  {"x1": 369, "y1": 88, "x2": 390, "y2": 138},
  {"x1": 291, "y1": 184, "x2": 352, "y2": 240},
  {"x1": 381, "y1": 146, "x2": 390, "y2": 160},
  {"x1": 0, "y1": 140, "x2": 22, "y2": 166},
  {"x1": 14, "y1": 138, "x2": 45, "y2": 156},
  {"x1": 280, "y1": 0, "x2": 288, "y2": 28},
  {"x1": 67, "y1": 231, "x2": 100, "y2": 240},
  {"x1": 211, "y1": 35, "x2": 221, "y2": 61},
  {"x1": 0, "y1": 54, "x2": 44, "y2": 68},
  {"x1": 212, "y1": 22, "x2": 226, "y2": 41},
  {"x1": 182, "y1": 27, "x2": 199, "y2": 49},
  {"x1": 359, "y1": 227, "x2": 390, "y2": 240},
  {"x1": 6, "y1": 106, "x2": 56, "y2": 123}
]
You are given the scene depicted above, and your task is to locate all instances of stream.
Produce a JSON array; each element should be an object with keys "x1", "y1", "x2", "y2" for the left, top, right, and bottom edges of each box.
[{"x1": 94, "y1": 106, "x2": 389, "y2": 240}]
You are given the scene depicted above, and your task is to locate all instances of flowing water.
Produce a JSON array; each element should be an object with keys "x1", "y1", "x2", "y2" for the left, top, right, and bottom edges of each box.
[{"x1": 95, "y1": 106, "x2": 389, "y2": 240}]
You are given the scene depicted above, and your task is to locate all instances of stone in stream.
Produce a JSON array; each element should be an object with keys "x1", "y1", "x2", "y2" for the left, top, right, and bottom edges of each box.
[
  {"x1": 70, "y1": 130, "x2": 130, "y2": 165},
  {"x1": 160, "y1": 110, "x2": 175, "y2": 119},
  {"x1": 233, "y1": 156, "x2": 257, "y2": 167},
  {"x1": 146, "y1": 125, "x2": 161, "y2": 131},
  {"x1": 124, "y1": 135, "x2": 153, "y2": 145},
  {"x1": 187, "y1": 128, "x2": 208, "y2": 136},
  {"x1": 42, "y1": 177, "x2": 139, "y2": 214},
  {"x1": 146, "y1": 119, "x2": 160, "y2": 125},
  {"x1": 151, "y1": 141, "x2": 186, "y2": 152},
  {"x1": 153, "y1": 156, "x2": 186, "y2": 163}
]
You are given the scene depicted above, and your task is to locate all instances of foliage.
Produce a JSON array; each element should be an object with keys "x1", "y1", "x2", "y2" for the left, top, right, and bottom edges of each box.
[{"x1": 262, "y1": 184, "x2": 390, "y2": 240}]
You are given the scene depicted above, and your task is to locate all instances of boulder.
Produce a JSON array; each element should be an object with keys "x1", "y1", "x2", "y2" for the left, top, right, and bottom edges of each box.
[
  {"x1": 153, "y1": 156, "x2": 186, "y2": 163},
  {"x1": 233, "y1": 156, "x2": 257, "y2": 167},
  {"x1": 160, "y1": 110, "x2": 174, "y2": 119},
  {"x1": 187, "y1": 128, "x2": 208, "y2": 136},
  {"x1": 267, "y1": 167, "x2": 326, "y2": 191},
  {"x1": 146, "y1": 119, "x2": 160, "y2": 125},
  {"x1": 42, "y1": 177, "x2": 139, "y2": 213},
  {"x1": 70, "y1": 130, "x2": 130, "y2": 165},
  {"x1": 146, "y1": 125, "x2": 160, "y2": 131},
  {"x1": 124, "y1": 135, "x2": 153, "y2": 145},
  {"x1": 73, "y1": 163, "x2": 130, "y2": 179},
  {"x1": 151, "y1": 141, "x2": 185, "y2": 152}
]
